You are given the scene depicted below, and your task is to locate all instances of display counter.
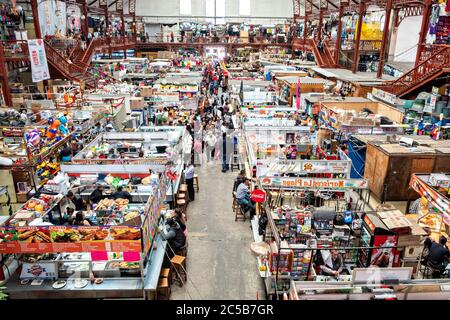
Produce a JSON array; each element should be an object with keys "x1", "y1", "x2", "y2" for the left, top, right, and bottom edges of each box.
[{"x1": 144, "y1": 233, "x2": 168, "y2": 299}]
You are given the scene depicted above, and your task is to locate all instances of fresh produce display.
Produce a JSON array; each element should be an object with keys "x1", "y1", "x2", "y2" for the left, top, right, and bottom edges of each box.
[{"x1": 7, "y1": 194, "x2": 59, "y2": 227}]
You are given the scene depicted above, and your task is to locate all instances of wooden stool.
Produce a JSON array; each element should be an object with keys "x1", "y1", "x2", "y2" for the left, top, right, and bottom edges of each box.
[
  {"x1": 171, "y1": 255, "x2": 187, "y2": 287},
  {"x1": 179, "y1": 184, "x2": 189, "y2": 201},
  {"x1": 176, "y1": 199, "x2": 187, "y2": 215},
  {"x1": 193, "y1": 174, "x2": 199, "y2": 192},
  {"x1": 157, "y1": 277, "x2": 171, "y2": 300},
  {"x1": 160, "y1": 268, "x2": 172, "y2": 285},
  {"x1": 233, "y1": 192, "x2": 246, "y2": 222},
  {"x1": 177, "y1": 193, "x2": 186, "y2": 200},
  {"x1": 231, "y1": 154, "x2": 240, "y2": 172}
]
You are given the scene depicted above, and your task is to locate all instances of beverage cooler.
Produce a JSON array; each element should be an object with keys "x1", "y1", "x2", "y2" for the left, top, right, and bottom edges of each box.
[{"x1": 358, "y1": 213, "x2": 400, "y2": 268}]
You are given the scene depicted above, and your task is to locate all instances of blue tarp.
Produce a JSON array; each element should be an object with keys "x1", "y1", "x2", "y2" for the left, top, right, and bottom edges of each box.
[{"x1": 348, "y1": 137, "x2": 366, "y2": 179}]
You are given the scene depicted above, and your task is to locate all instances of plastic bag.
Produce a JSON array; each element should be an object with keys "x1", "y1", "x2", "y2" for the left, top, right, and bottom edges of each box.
[{"x1": 250, "y1": 242, "x2": 270, "y2": 256}]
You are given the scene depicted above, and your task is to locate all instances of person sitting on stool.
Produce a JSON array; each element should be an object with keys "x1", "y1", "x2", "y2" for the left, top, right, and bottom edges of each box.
[
  {"x1": 318, "y1": 249, "x2": 344, "y2": 277},
  {"x1": 235, "y1": 178, "x2": 256, "y2": 218},
  {"x1": 161, "y1": 217, "x2": 187, "y2": 258},
  {"x1": 428, "y1": 236, "x2": 450, "y2": 278}
]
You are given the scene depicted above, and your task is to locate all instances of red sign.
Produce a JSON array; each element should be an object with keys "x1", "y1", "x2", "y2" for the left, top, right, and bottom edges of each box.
[
  {"x1": 0, "y1": 226, "x2": 142, "y2": 254},
  {"x1": 251, "y1": 189, "x2": 266, "y2": 203}
]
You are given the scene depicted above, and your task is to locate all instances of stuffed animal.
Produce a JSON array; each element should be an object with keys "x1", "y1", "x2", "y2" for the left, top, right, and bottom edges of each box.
[
  {"x1": 46, "y1": 117, "x2": 61, "y2": 139},
  {"x1": 58, "y1": 115, "x2": 69, "y2": 135},
  {"x1": 25, "y1": 129, "x2": 41, "y2": 148}
]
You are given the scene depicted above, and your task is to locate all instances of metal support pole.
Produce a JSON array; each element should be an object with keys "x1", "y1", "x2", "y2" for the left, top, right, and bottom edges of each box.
[
  {"x1": 82, "y1": 2, "x2": 89, "y2": 38},
  {"x1": 0, "y1": 46, "x2": 12, "y2": 107},
  {"x1": 303, "y1": 14, "x2": 308, "y2": 49},
  {"x1": 377, "y1": 0, "x2": 393, "y2": 78},
  {"x1": 352, "y1": 1, "x2": 365, "y2": 74},
  {"x1": 334, "y1": 5, "x2": 344, "y2": 67},
  {"x1": 415, "y1": 0, "x2": 432, "y2": 66},
  {"x1": 318, "y1": 9, "x2": 324, "y2": 42},
  {"x1": 30, "y1": 0, "x2": 41, "y2": 39}
]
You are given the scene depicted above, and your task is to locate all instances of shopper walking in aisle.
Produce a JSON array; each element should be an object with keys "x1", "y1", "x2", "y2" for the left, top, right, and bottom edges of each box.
[
  {"x1": 204, "y1": 130, "x2": 217, "y2": 164},
  {"x1": 184, "y1": 162, "x2": 195, "y2": 201}
]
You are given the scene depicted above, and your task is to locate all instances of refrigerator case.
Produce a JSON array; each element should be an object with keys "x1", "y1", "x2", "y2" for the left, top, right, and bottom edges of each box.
[{"x1": 359, "y1": 214, "x2": 400, "y2": 268}]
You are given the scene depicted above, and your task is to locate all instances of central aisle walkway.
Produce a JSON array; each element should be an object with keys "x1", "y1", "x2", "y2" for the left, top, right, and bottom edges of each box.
[{"x1": 171, "y1": 164, "x2": 265, "y2": 300}]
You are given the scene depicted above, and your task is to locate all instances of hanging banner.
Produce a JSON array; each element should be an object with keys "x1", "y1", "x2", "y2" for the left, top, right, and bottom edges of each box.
[
  {"x1": 256, "y1": 159, "x2": 351, "y2": 177},
  {"x1": 260, "y1": 176, "x2": 368, "y2": 190},
  {"x1": 0, "y1": 226, "x2": 142, "y2": 254},
  {"x1": 28, "y1": 39, "x2": 50, "y2": 83}
]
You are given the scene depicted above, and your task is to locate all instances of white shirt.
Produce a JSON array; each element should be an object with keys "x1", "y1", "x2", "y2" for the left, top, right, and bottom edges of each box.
[
  {"x1": 236, "y1": 183, "x2": 249, "y2": 200},
  {"x1": 185, "y1": 165, "x2": 195, "y2": 179}
]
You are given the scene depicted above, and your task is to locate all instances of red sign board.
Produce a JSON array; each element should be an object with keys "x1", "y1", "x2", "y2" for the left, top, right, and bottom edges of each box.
[{"x1": 251, "y1": 189, "x2": 266, "y2": 203}]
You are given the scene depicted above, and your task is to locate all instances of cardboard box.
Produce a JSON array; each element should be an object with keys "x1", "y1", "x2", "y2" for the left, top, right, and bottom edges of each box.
[
  {"x1": 14, "y1": 210, "x2": 35, "y2": 222},
  {"x1": 403, "y1": 245, "x2": 423, "y2": 259},
  {"x1": 377, "y1": 210, "x2": 412, "y2": 234},
  {"x1": 130, "y1": 97, "x2": 144, "y2": 109},
  {"x1": 16, "y1": 192, "x2": 29, "y2": 203},
  {"x1": 140, "y1": 87, "x2": 153, "y2": 97},
  {"x1": 120, "y1": 215, "x2": 142, "y2": 227},
  {"x1": 398, "y1": 234, "x2": 422, "y2": 247}
]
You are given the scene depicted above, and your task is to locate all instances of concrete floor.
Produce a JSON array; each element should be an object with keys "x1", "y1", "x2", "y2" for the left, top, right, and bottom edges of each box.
[{"x1": 171, "y1": 163, "x2": 265, "y2": 300}]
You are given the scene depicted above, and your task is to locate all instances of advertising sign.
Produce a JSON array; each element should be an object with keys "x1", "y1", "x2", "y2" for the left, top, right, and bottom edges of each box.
[
  {"x1": 372, "y1": 87, "x2": 396, "y2": 106},
  {"x1": 260, "y1": 177, "x2": 368, "y2": 190},
  {"x1": 256, "y1": 159, "x2": 351, "y2": 177},
  {"x1": 28, "y1": 39, "x2": 50, "y2": 82},
  {"x1": 0, "y1": 226, "x2": 142, "y2": 254},
  {"x1": 371, "y1": 235, "x2": 398, "y2": 268},
  {"x1": 20, "y1": 262, "x2": 57, "y2": 279},
  {"x1": 250, "y1": 189, "x2": 266, "y2": 203}
]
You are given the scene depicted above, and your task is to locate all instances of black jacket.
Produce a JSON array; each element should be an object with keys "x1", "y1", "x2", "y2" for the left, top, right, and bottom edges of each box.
[{"x1": 162, "y1": 221, "x2": 186, "y2": 250}]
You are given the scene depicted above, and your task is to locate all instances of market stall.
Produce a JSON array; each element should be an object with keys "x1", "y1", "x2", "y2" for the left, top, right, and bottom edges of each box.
[
  {"x1": 352, "y1": 135, "x2": 450, "y2": 201},
  {"x1": 318, "y1": 99, "x2": 406, "y2": 140},
  {"x1": 1, "y1": 171, "x2": 169, "y2": 299},
  {"x1": 243, "y1": 125, "x2": 315, "y2": 175},
  {"x1": 60, "y1": 129, "x2": 189, "y2": 204},
  {"x1": 409, "y1": 173, "x2": 450, "y2": 241},
  {"x1": 287, "y1": 270, "x2": 450, "y2": 300},
  {"x1": 255, "y1": 175, "x2": 370, "y2": 299},
  {"x1": 276, "y1": 76, "x2": 333, "y2": 107}
]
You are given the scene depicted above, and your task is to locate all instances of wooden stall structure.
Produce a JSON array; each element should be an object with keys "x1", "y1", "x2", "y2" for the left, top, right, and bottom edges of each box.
[
  {"x1": 276, "y1": 76, "x2": 333, "y2": 107},
  {"x1": 320, "y1": 99, "x2": 405, "y2": 124},
  {"x1": 355, "y1": 135, "x2": 450, "y2": 201}
]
